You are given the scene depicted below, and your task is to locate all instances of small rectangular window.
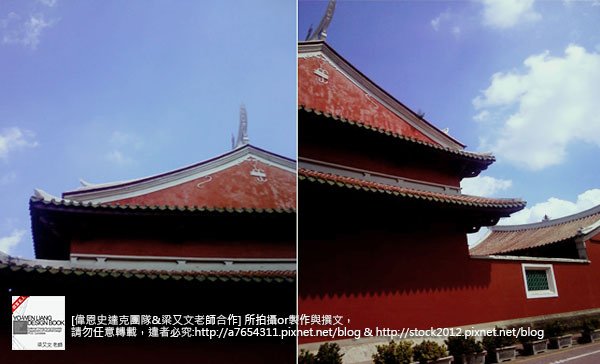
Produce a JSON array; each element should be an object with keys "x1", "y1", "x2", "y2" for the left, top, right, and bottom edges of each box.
[
  {"x1": 525, "y1": 270, "x2": 550, "y2": 291},
  {"x1": 522, "y1": 264, "x2": 558, "y2": 299}
]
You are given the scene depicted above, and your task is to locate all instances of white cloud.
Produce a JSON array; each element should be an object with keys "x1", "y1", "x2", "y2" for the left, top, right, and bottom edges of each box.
[
  {"x1": 571, "y1": 0, "x2": 600, "y2": 6},
  {"x1": 561, "y1": 0, "x2": 598, "y2": 7},
  {"x1": 501, "y1": 189, "x2": 600, "y2": 225},
  {"x1": 0, "y1": 127, "x2": 38, "y2": 160},
  {"x1": 2, "y1": 13, "x2": 54, "y2": 50},
  {"x1": 0, "y1": 12, "x2": 19, "y2": 28},
  {"x1": 431, "y1": 10, "x2": 461, "y2": 37},
  {"x1": 473, "y1": 110, "x2": 490, "y2": 122},
  {"x1": 106, "y1": 150, "x2": 134, "y2": 166},
  {"x1": 452, "y1": 26, "x2": 461, "y2": 37},
  {"x1": 462, "y1": 175, "x2": 512, "y2": 197},
  {"x1": 105, "y1": 131, "x2": 142, "y2": 166},
  {"x1": 481, "y1": 0, "x2": 541, "y2": 29},
  {"x1": 473, "y1": 45, "x2": 600, "y2": 170},
  {"x1": 431, "y1": 11, "x2": 451, "y2": 31},
  {"x1": 110, "y1": 131, "x2": 143, "y2": 149},
  {"x1": 0, "y1": 229, "x2": 25, "y2": 254},
  {"x1": 468, "y1": 228, "x2": 490, "y2": 246},
  {"x1": 0, "y1": 172, "x2": 17, "y2": 185},
  {"x1": 38, "y1": 0, "x2": 58, "y2": 7},
  {"x1": 561, "y1": 0, "x2": 599, "y2": 6}
]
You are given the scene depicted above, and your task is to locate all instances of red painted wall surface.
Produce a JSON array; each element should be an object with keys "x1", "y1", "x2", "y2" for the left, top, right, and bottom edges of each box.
[
  {"x1": 298, "y1": 57, "x2": 438, "y2": 146},
  {"x1": 299, "y1": 230, "x2": 600, "y2": 344},
  {"x1": 300, "y1": 142, "x2": 461, "y2": 187},
  {"x1": 110, "y1": 160, "x2": 295, "y2": 209},
  {"x1": 71, "y1": 237, "x2": 295, "y2": 258}
]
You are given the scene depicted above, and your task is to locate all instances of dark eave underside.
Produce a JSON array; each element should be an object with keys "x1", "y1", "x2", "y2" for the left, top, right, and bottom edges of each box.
[
  {"x1": 299, "y1": 106, "x2": 494, "y2": 164},
  {"x1": 30, "y1": 197, "x2": 295, "y2": 260},
  {"x1": 299, "y1": 168, "x2": 525, "y2": 211}
]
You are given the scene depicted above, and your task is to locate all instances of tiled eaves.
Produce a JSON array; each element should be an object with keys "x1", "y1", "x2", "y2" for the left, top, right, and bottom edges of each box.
[
  {"x1": 470, "y1": 212, "x2": 600, "y2": 256},
  {"x1": 470, "y1": 233, "x2": 570, "y2": 256},
  {"x1": 299, "y1": 106, "x2": 496, "y2": 163},
  {"x1": 299, "y1": 168, "x2": 526, "y2": 210},
  {"x1": 490, "y1": 204, "x2": 600, "y2": 232},
  {"x1": 30, "y1": 197, "x2": 296, "y2": 215},
  {"x1": 0, "y1": 261, "x2": 295, "y2": 283}
]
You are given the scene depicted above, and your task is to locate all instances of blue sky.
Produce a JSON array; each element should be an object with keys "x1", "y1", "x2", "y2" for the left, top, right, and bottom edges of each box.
[
  {"x1": 300, "y1": 0, "x2": 600, "y2": 243},
  {"x1": 0, "y1": 0, "x2": 296, "y2": 258}
]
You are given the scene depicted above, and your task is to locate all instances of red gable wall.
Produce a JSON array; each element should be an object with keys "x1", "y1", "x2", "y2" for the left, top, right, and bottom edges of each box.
[
  {"x1": 62, "y1": 157, "x2": 296, "y2": 259},
  {"x1": 109, "y1": 160, "x2": 295, "y2": 209},
  {"x1": 298, "y1": 56, "x2": 438, "y2": 146}
]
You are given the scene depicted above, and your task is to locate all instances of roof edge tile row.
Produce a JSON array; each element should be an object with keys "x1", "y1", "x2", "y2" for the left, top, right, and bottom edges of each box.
[
  {"x1": 299, "y1": 168, "x2": 526, "y2": 210},
  {"x1": 30, "y1": 195, "x2": 296, "y2": 214},
  {"x1": 0, "y1": 253, "x2": 295, "y2": 283},
  {"x1": 491, "y1": 204, "x2": 600, "y2": 232},
  {"x1": 470, "y1": 205, "x2": 600, "y2": 256}
]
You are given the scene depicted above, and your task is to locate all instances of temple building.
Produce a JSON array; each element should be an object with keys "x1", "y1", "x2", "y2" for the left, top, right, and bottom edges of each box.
[
  {"x1": 1, "y1": 106, "x2": 296, "y2": 362},
  {"x1": 298, "y1": 37, "x2": 523, "y2": 344},
  {"x1": 298, "y1": 9, "x2": 600, "y2": 358}
]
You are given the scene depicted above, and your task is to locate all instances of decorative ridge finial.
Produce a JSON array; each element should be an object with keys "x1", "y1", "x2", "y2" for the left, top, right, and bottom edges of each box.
[
  {"x1": 234, "y1": 103, "x2": 249, "y2": 149},
  {"x1": 307, "y1": 0, "x2": 336, "y2": 41}
]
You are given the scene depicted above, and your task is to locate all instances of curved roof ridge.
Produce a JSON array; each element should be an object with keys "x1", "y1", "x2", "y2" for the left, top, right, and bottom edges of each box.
[
  {"x1": 492, "y1": 203, "x2": 600, "y2": 232},
  {"x1": 62, "y1": 144, "x2": 295, "y2": 197}
]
